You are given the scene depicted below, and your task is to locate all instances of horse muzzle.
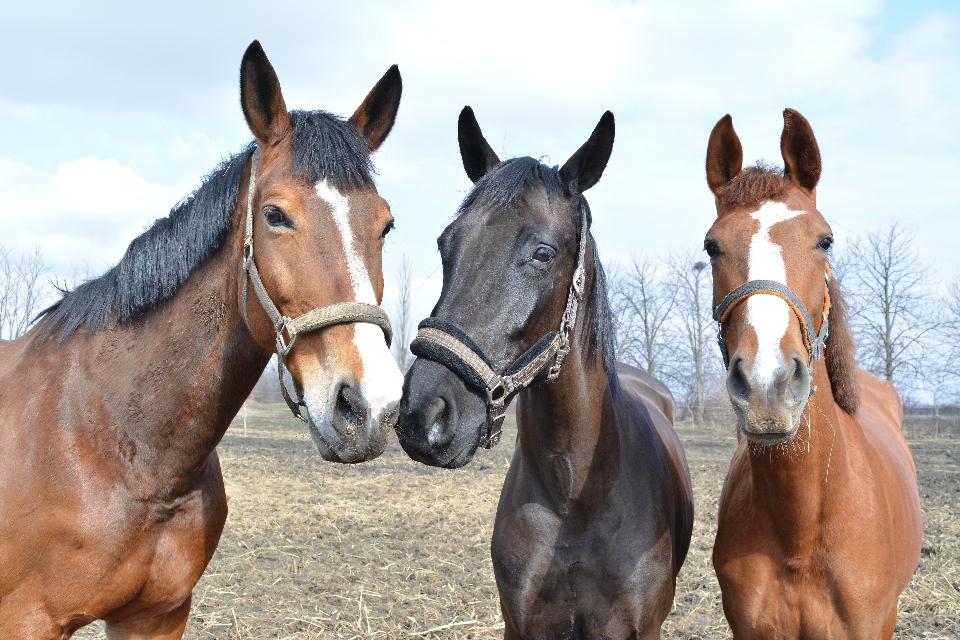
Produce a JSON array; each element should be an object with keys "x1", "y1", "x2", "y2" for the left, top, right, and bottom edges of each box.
[
  {"x1": 300, "y1": 370, "x2": 401, "y2": 463},
  {"x1": 396, "y1": 358, "x2": 486, "y2": 468},
  {"x1": 726, "y1": 353, "x2": 810, "y2": 445}
]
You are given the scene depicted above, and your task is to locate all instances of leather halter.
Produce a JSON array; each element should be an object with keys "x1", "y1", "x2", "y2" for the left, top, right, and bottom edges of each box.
[
  {"x1": 241, "y1": 147, "x2": 394, "y2": 422},
  {"x1": 410, "y1": 198, "x2": 590, "y2": 449},
  {"x1": 713, "y1": 265, "x2": 831, "y2": 371}
]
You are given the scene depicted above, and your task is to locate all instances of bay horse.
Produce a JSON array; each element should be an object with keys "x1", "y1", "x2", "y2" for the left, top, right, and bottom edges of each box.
[
  {"x1": 704, "y1": 109, "x2": 922, "y2": 638},
  {"x1": 0, "y1": 41, "x2": 404, "y2": 639},
  {"x1": 397, "y1": 107, "x2": 693, "y2": 639}
]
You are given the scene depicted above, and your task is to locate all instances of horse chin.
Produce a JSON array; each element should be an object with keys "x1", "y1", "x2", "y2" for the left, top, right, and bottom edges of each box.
[
  {"x1": 736, "y1": 409, "x2": 803, "y2": 446},
  {"x1": 434, "y1": 431, "x2": 482, "y2": 469}
]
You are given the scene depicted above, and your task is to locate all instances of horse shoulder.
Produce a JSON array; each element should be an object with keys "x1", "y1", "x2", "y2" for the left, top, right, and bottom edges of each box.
[
  {"x1": 614, "y1": 362, "x2": 694, "y2": 574},
  {"x1": 845, "y1": 369, "x2": 922, "y2": 575}
]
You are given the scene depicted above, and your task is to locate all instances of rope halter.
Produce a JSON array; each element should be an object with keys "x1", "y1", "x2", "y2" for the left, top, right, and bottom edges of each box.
[
  {"x1": 713, "y1": 264, "x2": 831, "y2": 374},
  {"x1": 409, "y1": 197, "x2": 590, "y2": 449},
  {"x1": 241, "y1": 146, "x2": 394, "y2": 422}
]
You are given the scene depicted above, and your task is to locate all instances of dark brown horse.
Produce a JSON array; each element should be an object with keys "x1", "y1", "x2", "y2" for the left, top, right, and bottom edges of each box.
[
  {"x1": 704, "y1": 109, "x2": 922, "y2": 638},
  {"x1": 397, "y1": 107, "x2": 693, "y2": 639},
  {"x1": 0, "y1": 42, "x2": 403, "y2": 639}
]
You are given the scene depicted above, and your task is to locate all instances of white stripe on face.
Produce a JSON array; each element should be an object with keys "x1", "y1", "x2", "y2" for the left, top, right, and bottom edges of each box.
[
  {"x1": 314, "y1": 180, "x2": 403, "y2": 417},
  {"x1": 746, "y1": 201, "x2": 807, "y2": 385}
]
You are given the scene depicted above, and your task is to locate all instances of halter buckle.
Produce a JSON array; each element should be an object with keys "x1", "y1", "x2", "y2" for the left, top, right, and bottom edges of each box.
[
  {"x1": 275, "y1": 317, "x2": 297, "y2": 356},
  {"x1": 486, "y1": 380, "x2": 506, "y2": 406},
  {"x1": 547, "y1": 339, "x2": 570, "y2": 382}
]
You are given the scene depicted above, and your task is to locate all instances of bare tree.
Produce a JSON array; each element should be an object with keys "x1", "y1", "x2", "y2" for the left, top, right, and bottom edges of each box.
[
  {"x1": 0, "y1": 243, "x2": 49, "y2": 340},
  {"x1": 392, "y1": 254, "x2": 414, "y2": 372},
  {"x1": 609, "y1": 255, "x2": 675, "y2": 377},
  {"x1": 665, "y1": 250, "x2": 719, "y2": 425},
  {"x1": 838, "y1": 221, "x2": 939, "y2": 388}
]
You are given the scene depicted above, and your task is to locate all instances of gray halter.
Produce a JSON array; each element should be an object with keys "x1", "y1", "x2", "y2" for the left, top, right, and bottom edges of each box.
[
  {"x1": 409, "y1": 198, "x2": 590, "y2": 449},
  {"x1": 713, "y1": 268, "x2": 831, "y2": 371},
  {"x1": 241, "y1": 147, "x2": 393, "y2": 422}
]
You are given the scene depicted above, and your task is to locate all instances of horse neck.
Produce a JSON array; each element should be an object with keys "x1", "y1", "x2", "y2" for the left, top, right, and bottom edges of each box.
[
  {"x1": 64, "y1": 191, "x2": 268, "y2": 499},
  {"x1": 745, "y1": 358, "x2": 848, "y2": 552},
  {"x1": 515, "y1": 264, "x2": 620, "y2": 512}
]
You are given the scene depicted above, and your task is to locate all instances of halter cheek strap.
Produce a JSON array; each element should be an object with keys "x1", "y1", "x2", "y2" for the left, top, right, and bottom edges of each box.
[
  {"x1": 241, "y1": 146, "x2": 394, "y2": 422},
  {"x1": 409, "y1": 198, "x2": 590, "y2": 449},
  {"x1": 713, "y1": 266, "x2": 831, "y2": 370}
]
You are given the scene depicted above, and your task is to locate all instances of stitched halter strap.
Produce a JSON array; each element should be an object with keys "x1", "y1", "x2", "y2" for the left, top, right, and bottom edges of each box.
[
  {"x1": 241, "y1": 146, "x2": 394, "y2": 422},
  {"x1": 409, "y1": 198, "x2": 590, "y2": 449},
  {"x1": 712, "y1": 266, "x2": 831, "y2": 370}
]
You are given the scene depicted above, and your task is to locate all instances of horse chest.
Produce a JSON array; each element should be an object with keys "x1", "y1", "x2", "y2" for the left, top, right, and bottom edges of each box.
[{"x1": 493, "y1": 489, "x2": 675, "y2": 639}]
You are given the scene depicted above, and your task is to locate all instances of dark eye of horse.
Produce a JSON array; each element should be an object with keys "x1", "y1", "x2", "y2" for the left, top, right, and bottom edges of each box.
[
  {"x1": 532, "y1": 246, "x2": 554, "y2": 263},
  {"x1": 704, "y1": 239, "x2": 721, "y2": 259},
  {"x1": 263, "y1": 206, "x2": 289, "y2": 227},
  {"x1": 381, "y1": 220, "x2": 395, "y2": 239},
  {"x1": 818, "y1": 236, "x2": 834, "y2": 252}
]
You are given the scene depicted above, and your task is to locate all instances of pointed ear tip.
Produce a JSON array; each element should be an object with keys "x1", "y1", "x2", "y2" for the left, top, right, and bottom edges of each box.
[
  {"x1": 243, "y1": 40, "x2": 265, "y2": 59},
  {"x1": 458, "y1": 106, "x2": 477, "y2": 126}
]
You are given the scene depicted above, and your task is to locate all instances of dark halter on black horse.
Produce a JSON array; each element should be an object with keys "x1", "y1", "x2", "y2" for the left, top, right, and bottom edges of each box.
[
  {"x1": 409, "y1": 197, "x2": 590, "y2": 448},
  {"x1": 241, "y1": 147, "x2": 394, "y2": 421}
]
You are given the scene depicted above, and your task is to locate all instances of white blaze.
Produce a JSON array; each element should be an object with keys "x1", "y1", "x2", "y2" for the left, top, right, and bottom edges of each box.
[
  {"x1": 746, "y1": 201, "x2": 806, "y2": 385},
  {"x1": 313, "y1": 180, "x2": 403, "y2": 419}
]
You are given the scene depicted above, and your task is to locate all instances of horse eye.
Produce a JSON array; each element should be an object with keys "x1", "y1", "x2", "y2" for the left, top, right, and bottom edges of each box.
[
  {"x1": 381, "y1": 220, "x2": 395, "y2": 239},
  {"x1": 704, "y1": 239, "x2": 721, "y2": 259},
  {"x1": 263, "y1": 206, "x2": 289, "y2": 227},
  {"x1": 532, "y1": 246, "x2": 554, "y2": 263},
  {"x1": 818, "y1": 236, "x2": 834, "y2": 252}
]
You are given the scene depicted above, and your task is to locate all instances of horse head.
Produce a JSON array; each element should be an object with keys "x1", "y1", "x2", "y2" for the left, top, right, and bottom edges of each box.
[
  {"x1": 397, "y1": 107, "x2": 614, "y2": 468},
  {"x1": 704, "y1": 109, "x2": 834, "y2": 445},
  {"x1": 239, "y1": 42, "x2": 403, "y2": 462}
]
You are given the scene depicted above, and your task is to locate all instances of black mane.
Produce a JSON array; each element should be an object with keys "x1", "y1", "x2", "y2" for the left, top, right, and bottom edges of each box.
[
  {"x1": 458, "y1": 157, "x2": 618, "y2": 394},
  {"x1": 40, "y1": 110, "x2": 373, "y2": 342}
]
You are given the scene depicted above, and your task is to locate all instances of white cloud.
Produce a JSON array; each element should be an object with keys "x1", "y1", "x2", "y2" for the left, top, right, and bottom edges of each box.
[{"x1": 0, "y1": 156, "x2": 196, "y2": 274}]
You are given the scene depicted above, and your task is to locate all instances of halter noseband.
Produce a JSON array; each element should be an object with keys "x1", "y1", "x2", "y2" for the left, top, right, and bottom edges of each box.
[
  {"x1": 409, "y1": 198, "x2": 590, "y2": 449},
  {"x1": 242, "y1": 147, "x2": 394, "y2": 422},
  {"x1": 713, "y1": 265, "x2": 831, "y2": 371}
]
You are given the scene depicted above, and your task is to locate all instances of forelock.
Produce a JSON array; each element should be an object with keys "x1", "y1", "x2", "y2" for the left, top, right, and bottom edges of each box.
[
  {"x1": 715, "y1": 162, "x2": 788, "y2": 210},
  {"x1": 457, "y1": 157, "x2": 566, "y2": 216},
  {"x1": 289, "y1": 110, "x2": 375, "y2": 190}
]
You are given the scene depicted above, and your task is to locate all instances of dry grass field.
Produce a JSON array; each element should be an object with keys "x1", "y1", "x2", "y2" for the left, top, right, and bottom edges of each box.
[{"x1": 75, "y1": 402, "x2": 959, "y2": 639}]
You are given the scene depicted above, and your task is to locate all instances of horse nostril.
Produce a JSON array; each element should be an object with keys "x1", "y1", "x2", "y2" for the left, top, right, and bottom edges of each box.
[
  {"x1": 423, "y1": 397, "x2": 451, "y2": 448},
  {"x1": 727, "y1": 356, "x2": 751, "y2": 402},
  {"x1": 785, "y1": 356, "x2": 811, "y2": 401},
  {"x1": 335, "y1": 384, "x2": 366, "y2": 434}
]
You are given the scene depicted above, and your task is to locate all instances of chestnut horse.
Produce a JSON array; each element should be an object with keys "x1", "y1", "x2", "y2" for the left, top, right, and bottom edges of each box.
[
  {"x1": 704, "y1": 109, "x2": 922, "y2": 638},
  {"x1": 0, "y1": 42, "x2": 403, "y2": 639},
  {"x1": 397, "y1": 107, "x2": 693, "y2": 639}
]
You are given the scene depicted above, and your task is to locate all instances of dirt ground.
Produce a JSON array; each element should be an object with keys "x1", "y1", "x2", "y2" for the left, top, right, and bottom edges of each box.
[{"x1": 75, "y1": 403, "x2": 959, "y2": 639}]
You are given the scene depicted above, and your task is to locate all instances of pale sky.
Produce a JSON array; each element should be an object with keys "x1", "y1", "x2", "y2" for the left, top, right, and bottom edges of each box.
[{"x1": 1, "y1": 0, "x2": 957, "y2": 322}]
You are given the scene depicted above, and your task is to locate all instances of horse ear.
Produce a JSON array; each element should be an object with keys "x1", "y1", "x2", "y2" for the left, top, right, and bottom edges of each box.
[
  {"x1": 559, "y1": 111, "x2": 615, "y2": 194},
  {"x1": 705, "y1": 114, "x2": 743, "y2": 196},
  {"x1": 349, "y1": 65, "x2": 402, "y2": 151},
  {"x1": 458, "y1": 106, "x2": 500, "y2": 183},
  {"x1": 240, "y1": 41, "x2": 291, "y2": 146},
  {"x1": 780, "y1": 108, "x2": 821, "y2": 196}
]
